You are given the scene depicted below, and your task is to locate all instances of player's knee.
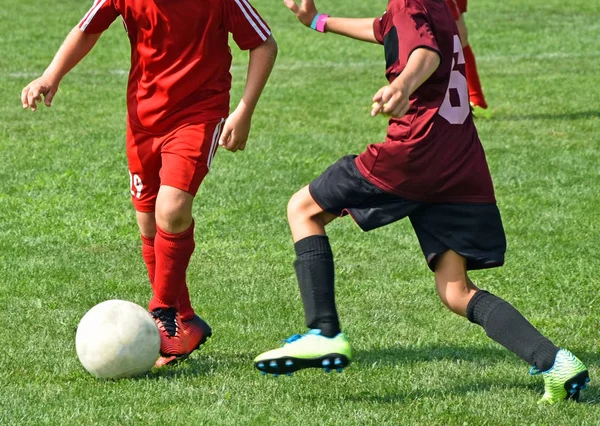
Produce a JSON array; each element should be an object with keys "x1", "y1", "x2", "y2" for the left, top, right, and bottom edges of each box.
[
  {"x1": 436, "y1": 281, "x2": 473, "y2": 315},
  {"x1": 155, "y1": 201, "x2": 192, "y2": 233},
  {"x1": 287, "y1": 188, "x2": 316, "y2": 222}
]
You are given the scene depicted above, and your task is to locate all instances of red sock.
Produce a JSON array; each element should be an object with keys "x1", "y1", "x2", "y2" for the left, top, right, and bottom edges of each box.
[
  {"x1": 149, "y1": 223, "x2": 196, "y2": 313},
  {"x1": 141, "y1": 234, "x2": 156, "y2": 286},
  {"x1": 463, "y1": 44, "x2": 488, "y2": 109},
  {"x1": 178, "y1": 285, "x2": 195, "y2": 322}
]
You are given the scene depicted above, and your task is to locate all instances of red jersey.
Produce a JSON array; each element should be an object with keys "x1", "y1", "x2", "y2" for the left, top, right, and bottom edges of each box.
[
  {"x1": 79, "y1": 0, "x2": 270, "y2": 133},
  {"x1": 356, "y1": 0, "x2": 495, "y2": 203}
]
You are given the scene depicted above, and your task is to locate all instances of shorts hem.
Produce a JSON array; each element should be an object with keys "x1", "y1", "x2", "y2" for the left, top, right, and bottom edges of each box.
[
  {"x1": 427, "y1": 250, "x2": 505, "y2": 272},
  {"x1": 132, "y1": 202, "x2": 156, "y2": 214}
]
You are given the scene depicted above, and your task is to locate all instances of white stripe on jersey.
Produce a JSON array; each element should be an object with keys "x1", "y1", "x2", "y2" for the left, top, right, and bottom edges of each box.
[
  {"x1": 208, "y1": 119, "x2": 225, "y2": 169},
  {"x1": 79, "y1": 0, "x2": 108, "y2": 31},
  {"x1": 238, "y1": 0, "x2": 271, "y2": 37},
  {"x1": 233, "y1": 0, "x2": 267, "y2": 41}
]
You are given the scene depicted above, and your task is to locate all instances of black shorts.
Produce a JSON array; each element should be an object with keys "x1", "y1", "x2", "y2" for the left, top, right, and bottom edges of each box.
[{"x1": 308, "y1": 155, "x2": 507, "y2": 272}]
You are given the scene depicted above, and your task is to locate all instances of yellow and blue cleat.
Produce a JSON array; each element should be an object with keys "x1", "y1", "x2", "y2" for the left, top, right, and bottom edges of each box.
[
  {"x1": 254, "y1": 329, "x2": 352, "y2": 376},
  {"x1": 530, "y1": 349, "x2": 590, "y2": 404}
]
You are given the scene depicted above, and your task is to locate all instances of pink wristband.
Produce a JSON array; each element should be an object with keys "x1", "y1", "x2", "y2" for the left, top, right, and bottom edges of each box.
[{"x1": 314, "y1": 14, "x2": 329, "y2": 33}]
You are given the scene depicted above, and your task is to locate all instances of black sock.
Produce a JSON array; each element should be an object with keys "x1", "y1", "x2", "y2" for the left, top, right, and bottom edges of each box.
[
  {"x1": 294, "y1": 235, "x2": 341, "y2": 338},
  {"x1": 467, "y1": 290, "x2": 559, "y2": 371}
]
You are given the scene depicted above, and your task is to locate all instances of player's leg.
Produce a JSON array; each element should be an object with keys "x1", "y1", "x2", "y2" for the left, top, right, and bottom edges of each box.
[
  {"x1": 455, "y1": 14, "x2": 489, "y2": 113},
  {"x1": 434, "y1": 252, "x2": 589, "y2": 403},
  {"x1": 150, "y1": 120, "x2": 223, "y2": 365},
  {"x1": 127, "y1": 128, "x2": 190, "y2": 365},
  {"x1": 414, "y1": 203, "x2": 589, "y2": 403},
  {"x1": 254, "y1": 185, "x2": 352, "y2": 375},
  {"x1": 255, "y1": 156, "x2": 420, "y2": 375},
  {"x1": 288, "y1": 186, "x2": 341, "y2": 336},
  {"x1": 151, "y1": 185, "x2": 211, "y2": 366},
  {"x1": 127, "y1": 126, "x2": 160, "y2": 289}
]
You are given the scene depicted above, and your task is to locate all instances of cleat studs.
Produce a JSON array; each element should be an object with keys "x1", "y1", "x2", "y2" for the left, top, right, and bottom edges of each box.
[
  {"x1": 286, "y1": 373, "x2": 293, "y2": 377},
  {"x1": 269, "y1": 360, "x2": 278, "y2": 368},
  {"x1": 569, "y1": 389, "x2": 576, "y2": 395},
  {"x1": 324, "y1": 368, "x2": 331, "y2": 373},
  {"x1": 285, "y1": 360, "x2": 293, "y2": 367},
  {"x1": 581, "y1": 385, "x2": 587, "y2": 390},
  {"x1": 572, "y1": 383, "x2": 578, "y2": 389},
  {"x1": 273, "y1": 374, "x2": 279, "y2": 378},
  {"x1": 334, "y1": 357, "x2": 342, "y2": 366},
  {"x1": 336, "y1": 367, "x2": 343, "y2": 373},
  {"x1": 585, "y1": 377, "x2": 591, "y2": 383},
  {"x1": 260, "y1": 371, "x2": 267, "y2": 376},
  {"x1": 257, "y1": 363, "x2": 265, "y2": 369},
  {"x1": 322, "y1": 359, "x2": 331, "y2": 367}
]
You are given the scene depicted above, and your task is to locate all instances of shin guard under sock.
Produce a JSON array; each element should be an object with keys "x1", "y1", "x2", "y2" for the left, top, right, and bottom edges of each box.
[
  {"x1": 294, "y1": 235, "x2": 341, "y2": 338},
  {"x1": 467, "y1": 290, "x2": 559, "y2": 371}
]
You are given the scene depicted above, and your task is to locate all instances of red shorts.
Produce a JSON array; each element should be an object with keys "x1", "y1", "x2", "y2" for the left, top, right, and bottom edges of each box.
[
  {"x1": 126, "y1": 119, "x2": 225, "y2": 212},
  {"x1": 445, "y1": 0, "x2": 467, "y2": 20}
]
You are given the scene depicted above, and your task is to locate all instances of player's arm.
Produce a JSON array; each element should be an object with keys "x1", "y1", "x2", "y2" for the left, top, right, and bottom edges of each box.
[
  {"x1": 371, "y1": 48, "x2": 441, "y2": 118},
  {"x1": 219, "y1": 35, "x2": 278, "y2": 152},
  {"x1": 284, "y1": 0, "x2": 377, "y2": 43},
  {"x1": 21, "y1": 27, "x2": 101, "y2": 111}
]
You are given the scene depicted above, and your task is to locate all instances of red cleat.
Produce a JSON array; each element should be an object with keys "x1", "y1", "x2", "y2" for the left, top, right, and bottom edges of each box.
[
  {"x1": 151, "y1": 308, "x2": 189, "y2": 367},
  {"x1": 182, "y1": 314, "x2": 212, "y2": 355}
]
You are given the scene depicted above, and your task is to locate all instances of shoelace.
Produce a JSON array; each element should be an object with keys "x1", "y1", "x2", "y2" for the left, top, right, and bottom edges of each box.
[
  {"x1": 282, "y1": 329, "x2": 321, "y2": 345},
  {"x1": 283, "y1": 334, "x2": 303, "y2": 345},
  {"x1": 151, "y1": 308, "x2": 179, "y2": 337}
]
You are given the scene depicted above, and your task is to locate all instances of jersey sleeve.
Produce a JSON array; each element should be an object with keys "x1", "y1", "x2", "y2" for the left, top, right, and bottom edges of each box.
[
  {"x1": 223, "y1": 0, "x2": 271, "y2": 50},
  {"x1": 373, "y1": 12, "x2": 389, "y2": 45},
  {"x1": 393, "y1": 4, "x2": 441, "y2": 66},
  {"x1": 78, "y1": 0, "x2": 119, "y2": 34}
]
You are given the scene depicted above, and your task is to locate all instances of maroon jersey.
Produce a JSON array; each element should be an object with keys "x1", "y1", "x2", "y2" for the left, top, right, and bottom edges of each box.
[{"x1": 356, "y1": 0, "x2": 495, "y2": 203}]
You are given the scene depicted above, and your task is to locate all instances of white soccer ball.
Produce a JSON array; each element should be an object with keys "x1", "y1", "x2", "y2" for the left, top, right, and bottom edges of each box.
[{"x1": 75, "y1": 299, "x2": 160, "y2": 379}]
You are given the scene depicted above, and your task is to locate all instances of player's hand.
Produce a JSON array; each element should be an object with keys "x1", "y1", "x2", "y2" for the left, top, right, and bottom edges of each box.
[
  {"x1": 371, "y1": 84, "x2": 410, "y2": 118},
  {"x1": 219, "y1": 108, "x2": 252, "y2": 152},
  {"x1": 283, "y1": 0, "x2": 318, "y2": 27},
  {"x1": 21, "y1": 76, "x2": 59, "y2": 111}
]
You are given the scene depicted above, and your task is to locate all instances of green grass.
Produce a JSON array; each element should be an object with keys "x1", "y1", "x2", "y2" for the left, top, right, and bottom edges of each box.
[{"x1": 1, "y1": 0, "x2": 599, "y2": 424}]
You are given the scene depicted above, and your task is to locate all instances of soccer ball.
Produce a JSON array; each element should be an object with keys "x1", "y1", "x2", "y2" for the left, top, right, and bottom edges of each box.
[{"x1": 75, "y1": 299, "x2": 160, "y2": 379}]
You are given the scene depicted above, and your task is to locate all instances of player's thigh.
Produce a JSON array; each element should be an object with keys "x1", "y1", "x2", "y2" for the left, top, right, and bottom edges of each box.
[
  {"x1": 410, "y1": 203, "x2": 506, "y2": 272},
  {"x1": 127, "y1": 126, "x2": 161, "y2": 213},
  {"x1": 159, "y1": 118, "x2": 225, "y2": 198},
  {"x1": 308, "y1": 155, "x2": 420, "y2": 231},
  {"x1": 288, "y1": 186, "x2": 336, "y2": 223}
]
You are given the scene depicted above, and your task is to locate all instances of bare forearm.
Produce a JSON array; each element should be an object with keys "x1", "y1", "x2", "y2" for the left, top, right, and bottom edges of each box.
[
  {"x1": 324, "y1": 17, "x2": 378, "y2": 43},
  {"x1": 237, "y1": 36, "x2": 278, "y2": 114},
  {"x1": 43, "y1": 27, "x2": 101, "y2": 84},
  {"x1": 392, "y1": 48, "x2": 441, "y2": 95}
]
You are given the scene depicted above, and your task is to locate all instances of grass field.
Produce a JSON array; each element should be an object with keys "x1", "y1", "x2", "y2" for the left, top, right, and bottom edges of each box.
[{"x1": 1, "y1": 0, "x2": 599, "y2": 424}]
